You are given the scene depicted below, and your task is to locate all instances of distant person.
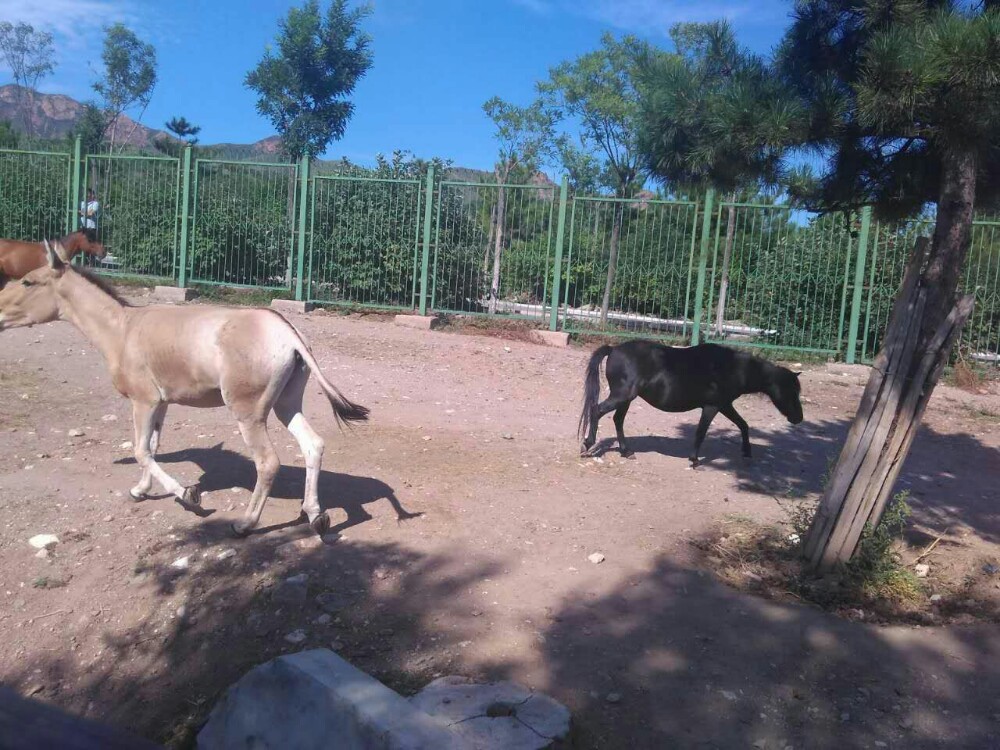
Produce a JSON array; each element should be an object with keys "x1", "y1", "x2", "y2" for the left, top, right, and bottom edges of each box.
[{"x1": 79, "y1": 189, "x2": 100, "y2": 230}]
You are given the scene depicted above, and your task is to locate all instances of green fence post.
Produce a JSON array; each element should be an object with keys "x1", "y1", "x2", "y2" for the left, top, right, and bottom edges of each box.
[
  {"x1": 418, "y1": 164, "x2": 435, "y2": 316},
  {"x1": 691, "y1": 188, "x2": 716, "y2": 345},
  {"x1": 177, "y1": 146, "x2": 192, "y2": 288},
  {"x1": 66, "y1": 136, "x2": 82, "y2": 235},
  {"x1": 548, "y1": 176, "x2": 569, "y2": 332},
  {"x1": 295, "y1": 154, "x2": 310, "y2": 301},
  {"x1": 845, "y1": 205, "x2": 873, "y2": 363}
]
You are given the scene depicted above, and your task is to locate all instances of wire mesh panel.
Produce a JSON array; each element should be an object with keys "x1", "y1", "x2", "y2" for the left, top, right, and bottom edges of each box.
[
  {"x1": 191, "y1": 160, "x2": 297, "y2": 288},
  {"x1": 81, "y1": 154, "x2": 180, "y2": 279},
  {"x1": 560, "y1": 196, "x2": 699, "y2": 337},
  {"x1": 704, "y1": 204, "x2": 854, "y2": 354},
  {"x1": 0, "y1": 148, "x2": 71, "y2": 242},
  {"x1": 963, "y1": 221, "x2": 1000, "y2": 366},
  {"x1": 307, "y1": 175, "x2": 423, "y2": 308},
  {"x1": 432, "y1": 181, "x2": 556, "y2": 318}
]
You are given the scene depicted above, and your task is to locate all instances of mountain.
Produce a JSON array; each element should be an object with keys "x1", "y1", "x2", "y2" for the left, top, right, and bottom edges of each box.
[{"x1": 0, "y1": 86, "x2": 559, "y2": 188}]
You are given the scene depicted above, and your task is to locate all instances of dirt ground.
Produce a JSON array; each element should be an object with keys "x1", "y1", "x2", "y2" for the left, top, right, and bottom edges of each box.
[{"x1": 1, "y1": 289, "x2": 999, "y2": 749}]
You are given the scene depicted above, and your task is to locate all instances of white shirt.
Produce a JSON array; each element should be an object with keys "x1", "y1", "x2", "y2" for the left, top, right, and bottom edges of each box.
[{"x1": 80, "y1": 199, "x2": 99, "y2": 229}]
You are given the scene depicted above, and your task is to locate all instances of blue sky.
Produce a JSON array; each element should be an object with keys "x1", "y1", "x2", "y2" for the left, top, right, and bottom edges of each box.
[{"x1": 1, "y1": 0, "x2": 792, "y2": 172}]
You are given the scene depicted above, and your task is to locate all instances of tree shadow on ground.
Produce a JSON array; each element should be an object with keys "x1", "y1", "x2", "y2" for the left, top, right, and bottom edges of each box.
[
  {"x1": 117, "y1": 445, "x2": 421, "y2": 537},
  {"x1": 3, "y1": 517, "x2": 506, "y2": 747},
  {"x1": 589, "y1": 413, "x2": 1000, "y2": 544},
  {"x1": 520, "y1": 554, "x2": 1000, "y2": 749}
]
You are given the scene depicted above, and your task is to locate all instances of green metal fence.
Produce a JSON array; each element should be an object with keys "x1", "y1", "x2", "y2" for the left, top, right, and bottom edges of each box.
[
  {"x1": 432, "y1": 180, "x2": 557, "y2": 318},
  {"x1": 560, "y1": 194, "x2": 701, "y2": 337},
  {"x1": 307, "y1": 173, "x2": 423, "y2": 309},
  {"x1": 0, "y1": 148, "x2": 72, "y2": 242},
  {"x1": 702, "y1": 204, "x2": 856, "y2": 355},
  {"x1": 81, "y1": 153, "x2": 180, "y2": 279},
  {"x1": 1, "y1": 141, "x2": 999, "y2": 366},
  {"x1": 189, "y1": 159, "x2": 298, "y2": 289}
]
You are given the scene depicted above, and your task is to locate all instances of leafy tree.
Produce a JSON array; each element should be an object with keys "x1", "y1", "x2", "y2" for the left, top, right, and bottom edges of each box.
[
  {"x1": 66, "y1": 102, "x2": 110, "y2": 155},
  {"x1": 92, "y1": 23, "x2": 157, "y2": 153},
  {"x1": 639, "y1": 21, "x2": 796, "y2": 336},
  {"x1": 245, "y1": 0, "x2": 373, "y2": 159},
  {"x1": 538, "y1": 33, "x2": 657, "y2": 324},
  {"x1": 0, "y1": 119, "x2": 18, "y2": 148},
  {"x1": 0, "y1": 21, "x2": 55, "y2": 137},
  {"x1": 482, "y1": 96, "x2": 553, "y2": 313},
  {"x1": 154, "y1": 116, "x2": 201, "y2": 157}
]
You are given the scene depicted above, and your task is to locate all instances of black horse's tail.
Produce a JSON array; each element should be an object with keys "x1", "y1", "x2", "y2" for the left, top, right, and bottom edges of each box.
[{"x1": 578, "y1": 345, "x2": 613, "y2": 440}]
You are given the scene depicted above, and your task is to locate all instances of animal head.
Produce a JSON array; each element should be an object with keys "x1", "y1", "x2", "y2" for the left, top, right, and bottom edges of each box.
[
  {"x1": 65, "y1": 229, "x2": 107, "y2": 259},
  {"x1": 0, "y1": 241, "x2": 66, "y2": 331},
  {"x1": 768, "y1": 367, "x2": 803, "y2": 425}
]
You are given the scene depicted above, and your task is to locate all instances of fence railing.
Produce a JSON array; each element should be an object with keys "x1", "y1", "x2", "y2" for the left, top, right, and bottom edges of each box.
[{"x1": 2, "y1": 140, "x2": 999, "y2": 367}]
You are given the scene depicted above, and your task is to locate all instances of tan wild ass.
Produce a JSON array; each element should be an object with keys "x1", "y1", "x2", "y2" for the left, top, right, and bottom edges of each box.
[
  {"x1": 0, "y1": 230, "x2": 106, "y2": 287},
  {"x1": 0, "y1": 241, "x2": 368, "y2": 536}
]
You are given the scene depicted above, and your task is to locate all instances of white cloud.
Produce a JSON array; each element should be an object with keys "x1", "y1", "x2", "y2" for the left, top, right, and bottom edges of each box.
[{"x1": 0, "y1": 0, "x2": 135, "y2": 44}]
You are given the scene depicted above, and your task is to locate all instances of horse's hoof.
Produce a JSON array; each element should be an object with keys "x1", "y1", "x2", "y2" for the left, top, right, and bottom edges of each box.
[
  {"x1": 620, "y1": 449, "x2": 635, "y2": 459},
  {"x1": 182, "y1": 485, "x2": 202, "y2": 507},
  {"x1": 128, "y1": 488, "x2": 148, "y2": 502},
  {"x1": 310, "y1": 511, "x2": 331, "y2": 536},
  {"x1": 231, "y1": 522, "x2": 252, "y2": 538},
  {"x1": 689, "y1": 458, "x2": 700, "y2": 469}
]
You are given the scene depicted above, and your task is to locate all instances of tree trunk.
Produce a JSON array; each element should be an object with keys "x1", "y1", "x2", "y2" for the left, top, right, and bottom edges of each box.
[
  {"x1": 804, "y1": 149, "x2": 978, "y2": 572},
  {"x1": 489, "y1": 182, "x2": 507, "y2": 315},
  {"x1": 599, "y1": 202, "x2": 624, "y2": 325},
  {"x1": 484, "y1": 203, "x2": 497, "y2": 274},
  {"x1": 714, "y1": 199, "x2": 737, "y2": 337}
]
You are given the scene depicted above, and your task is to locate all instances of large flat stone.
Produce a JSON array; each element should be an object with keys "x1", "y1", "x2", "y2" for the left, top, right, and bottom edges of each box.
[
  {"x1": 411, "y1": 676, "x2": 572, "y2": 749},
  {"x1": 270, "y1": 299, "x2": 314, "y2": 315},
  {"x1": 394, "y1": 314, "x2": 441, "y2": 330},
  {"x1": 197, "y1": 650, "x2": 464, "y2": 750},
  {"x1": 153, "y1": 285, "x2": 193, "y2": 302}
]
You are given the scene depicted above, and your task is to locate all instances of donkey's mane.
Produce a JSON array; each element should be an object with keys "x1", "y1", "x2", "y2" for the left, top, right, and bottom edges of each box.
[{"x1": 72, "y1": 266, "x2": 131, "y2": 306}]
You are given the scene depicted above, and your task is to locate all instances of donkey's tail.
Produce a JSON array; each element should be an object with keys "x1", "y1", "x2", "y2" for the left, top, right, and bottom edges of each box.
[
  {"x1": 578, "y1": 345, "x2": 613, "y2": 440},
  {"x1": 275, "y1": 311, "x2": 370, "y2": 426}
]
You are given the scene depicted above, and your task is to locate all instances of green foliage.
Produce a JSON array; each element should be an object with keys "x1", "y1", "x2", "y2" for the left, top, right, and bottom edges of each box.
[
  {"x1": 482, "y1": 97, "x2": 552, "y2": 180},
  {"x1": 638, "y1": 21, "x2": 795, "y2": 193},
  {"x1": 246, "y1": 0, "x2": 373, "y2": 159},
  {"x1": 66, "y1": 103, "x2": 110, "y2": 155},
  {"x1": 155, "y1": 116, "x2": 201, "y2": 157},
  {"x1": 0, "y1": 150, "x2": 66, "y2": 241},
  {"x1": 93, "y1": 24, "x2": 157, "y2": 152},
  {"x1": 0, "y1": 120, "x2": 18, "y2": 149},
  {"x1": 0, "y1": 22, "x2": 55, "y2": 136},
  {"x1": 539, "y1": 32, "x2": 653, "y2": 196},
  {"x1": 844, "y1": 492, "x2": 923, "y2": 603}
]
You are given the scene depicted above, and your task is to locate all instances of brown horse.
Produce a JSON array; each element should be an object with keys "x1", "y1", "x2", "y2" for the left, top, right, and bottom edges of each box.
[{"x1": 0, "y1": 230, "x2": 106, "y2": 287}]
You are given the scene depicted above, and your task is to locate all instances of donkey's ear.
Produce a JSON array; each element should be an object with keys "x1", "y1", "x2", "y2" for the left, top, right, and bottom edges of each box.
[{"x1": 43, "y1": 240, "x2": 66, "y2": 272}]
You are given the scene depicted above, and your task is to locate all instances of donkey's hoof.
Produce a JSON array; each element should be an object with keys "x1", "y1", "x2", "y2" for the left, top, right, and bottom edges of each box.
[
  {"x1": 310, "y1": 511, "x2": 331, "y2": 536},
  {"x1": 182, "y1": 485, "x2": 202, "y2": 507},
  {"x1": 128, "y1": 488, "x2": 148, "y2": 502},
  {"x1": 231, "y1": 522, "x2": 252, "y2": 538}
]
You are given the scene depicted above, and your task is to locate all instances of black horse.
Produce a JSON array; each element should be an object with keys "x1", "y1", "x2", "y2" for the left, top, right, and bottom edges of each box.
[{"x1": 579, "y1": 340, "x2": 803, "y2": 466}]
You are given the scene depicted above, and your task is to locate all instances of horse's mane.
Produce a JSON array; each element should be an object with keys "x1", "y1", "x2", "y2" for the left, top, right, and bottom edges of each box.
[{"x1": 72, "y1": 266, "x2": 131, "y2": 306}]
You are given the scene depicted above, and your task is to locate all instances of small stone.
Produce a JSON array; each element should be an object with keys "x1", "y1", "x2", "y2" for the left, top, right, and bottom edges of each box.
[
  {"x1": 899, "y1": 716, "x2": 914, "y2": 730},
  {"x1": 471, "y1": 610, "x2": 483, "y2": 617},
  {"x1": 176, "y1": 605, "x2": 187, "y2": 619},
  {"x1": 422, "y1": 436, "x2": 432, "y2": 441},
  {"x1": 103, "y1": 515, "x2": 113, "y2": 523},
  {"x1": 216, "y1": 548, "x2": 237, "y2": 561},
  {"x1": 787, "y1": 533, "x2": 800, "y2": 544},
  {"x1": 120, "y1": 441, "x2": 133, "y2": 451},
  {"x1": 588, "y1": 552, "x2": 605, "y2": 565},
  {"x1": 605, "y1": 692, "x2": 621, "y2": 704},
  {"x1": 35, "y1": 549, "x2": 50, "y2": 560},
  {"x1": 840, "y1": 712, "x2": 850, "y2": 721},
  {"x1": 374, "y1": 566, "x2": 390, "y2": 580},
  {"x1": 101, "y1": 414, "x2": 118, "y2": 422},
  {"x1": 501, "y1": 433, "x2": 514, "y2": 440},
  {"x1": 29, "y1": 534, "x2": 59, "y2": 550},
  {"x1": 67, "y1": 428, "x2": 84, "y2": 438},
  {"x1": 170, "y1": 556, "x2": 190, "y2": 570},
  {"x1": 914, "y1": 563, "x2": 930, "y2": 578},
  {"x1": 329, "y1": 640, "x2": 345, "y2": 651},
  {"x1": 720, "y1": 690, "x2": 738, "y2": 702},
  {"x1": 284, "y1": 629, "x2": 307, "y2": 645},
  {"x1": 285, "y1": 573, "x2": 309, "y2": 585},
  {"x1": 314, "y1": 613, "x2": 331, "y2": 625},
  {"x1": 983, "y1": 563, "x2": 999, "y2": 576},
  {"x1": 930, "y1": 594, "x2": 943, "y2": 603}
]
